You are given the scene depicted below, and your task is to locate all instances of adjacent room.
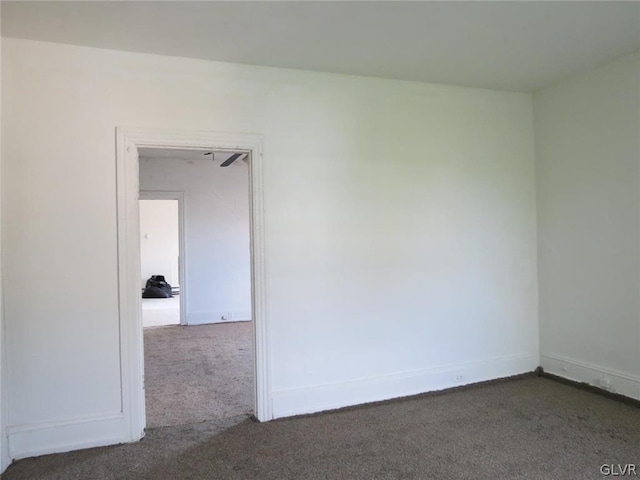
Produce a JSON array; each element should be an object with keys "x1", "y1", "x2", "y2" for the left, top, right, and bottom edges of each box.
[
  {"x1": 140, "y1": 197, "x2": 181, "y2": 327},
  {"x1": 138, "y1": 147, "x2": 253, "y2": 428},
  {"x1": 0, "y1": 1, "x2": 638, "y2": 478}
]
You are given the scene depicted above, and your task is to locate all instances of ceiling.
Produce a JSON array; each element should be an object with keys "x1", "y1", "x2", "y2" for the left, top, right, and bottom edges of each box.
[{"x1": 2, "y1": 1, "x2": 639, "y2": 92}]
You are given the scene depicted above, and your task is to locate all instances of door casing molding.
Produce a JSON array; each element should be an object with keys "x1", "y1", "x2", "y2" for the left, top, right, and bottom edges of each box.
[{"x1": 116, "y1": 127, "x2": 271, "y2": 442}]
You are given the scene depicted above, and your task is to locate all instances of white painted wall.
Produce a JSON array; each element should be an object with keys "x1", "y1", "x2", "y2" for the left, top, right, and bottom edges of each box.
[
  {"x1": 1, "y1": 38, "x2": 538, "y2": 459},
  {"x1": 534, "y1": 52, "x2": 640, "y2": 400},
  {"x1": 139, "y1": 199, "x2": 180, "y2": 289},
  {"x1": 140, "y1": 156, "x2": 251, "y2": 323}
]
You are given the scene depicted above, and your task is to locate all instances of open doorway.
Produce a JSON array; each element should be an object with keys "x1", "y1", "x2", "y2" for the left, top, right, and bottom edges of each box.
[
  {"x1": 139, "y1": 197, "x2": 181, "y2": 327},
  {"x1": 116, "y1": 127, "x2": 270, "y2": 443},
  {"x1": 138, "y1": 147, "x2": 254, "y2": 429}
]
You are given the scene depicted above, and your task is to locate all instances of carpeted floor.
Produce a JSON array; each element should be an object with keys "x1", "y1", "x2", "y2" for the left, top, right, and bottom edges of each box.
[
  {"x1": 144, "y1": 322, "x2": 253, "y2": 427},
  {"x1": 2, "y1": 376, "x2": 638, "y2": 479}
]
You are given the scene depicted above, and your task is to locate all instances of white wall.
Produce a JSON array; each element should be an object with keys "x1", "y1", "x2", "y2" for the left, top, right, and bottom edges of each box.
[
  {"x1": 534, "y1": 52, "x2": 640, "y2": 400},
  {"x1": 140, "y1": 156, "x2": 251, "y2": 323},
  {"x1": 139, "y1": 199, "x2": 180, "y2": 289},
  {"x1": 1, "y1": 38, "x2": 538, "y2": 459}
]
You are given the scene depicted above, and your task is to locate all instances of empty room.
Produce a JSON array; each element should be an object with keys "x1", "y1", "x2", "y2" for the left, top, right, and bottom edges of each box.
[{"x1": 0, "y1": 1, "x2": 638, "y2": 479}]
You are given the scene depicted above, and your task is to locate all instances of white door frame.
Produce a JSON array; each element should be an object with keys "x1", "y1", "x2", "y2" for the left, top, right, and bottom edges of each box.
[
  {"x1": 139, "y1": 191, "x2": 187, "y2": 326},
  {"x1": 116, "y1": 127, "x2": 271, "y2": 443}
]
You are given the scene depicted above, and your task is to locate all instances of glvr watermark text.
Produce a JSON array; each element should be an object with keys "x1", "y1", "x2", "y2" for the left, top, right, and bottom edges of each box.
[{"x1": 601, "y1": 464, "x2": 637, "y2": 476}]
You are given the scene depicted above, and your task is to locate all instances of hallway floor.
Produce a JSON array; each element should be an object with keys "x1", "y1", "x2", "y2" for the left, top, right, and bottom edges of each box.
[{"x1": 144, "y1": 322, "x2": 253, "y2": 427}]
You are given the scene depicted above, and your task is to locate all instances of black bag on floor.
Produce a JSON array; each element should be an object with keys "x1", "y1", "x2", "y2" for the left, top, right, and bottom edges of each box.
[{"x1": 142, "y1": 275, "x2": 173, "y2": 298}]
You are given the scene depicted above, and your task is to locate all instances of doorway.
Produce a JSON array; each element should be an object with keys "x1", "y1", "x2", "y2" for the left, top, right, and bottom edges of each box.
[
  {"x1": 115, "y1": 128, "x2": 271, "y2": 444},
  {"x1": 138, "y1": 147, "x2": 254, "y2": 428},
  {"x1": 139, "y1": 196, "x2": 183, "y2": 327}
]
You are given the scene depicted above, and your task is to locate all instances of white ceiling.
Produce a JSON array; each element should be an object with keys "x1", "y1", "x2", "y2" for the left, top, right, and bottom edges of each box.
[{"x1": 2, "y1": 1, "x2": 639, "y2": 92}]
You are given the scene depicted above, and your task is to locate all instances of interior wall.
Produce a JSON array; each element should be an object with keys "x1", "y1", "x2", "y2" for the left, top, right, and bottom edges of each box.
[
  {"x1": 534, "y1": 52, "x2": 640, "y2": 400},
  {"x1": 1, "y1": 38, "x2": 538, "y2": 459},
  {"x1": 139, "y1": 199, "x2": 180, "y2": 289},
  {"x1": 140, "y1": 156, "x2": 251, "y2": 323}
]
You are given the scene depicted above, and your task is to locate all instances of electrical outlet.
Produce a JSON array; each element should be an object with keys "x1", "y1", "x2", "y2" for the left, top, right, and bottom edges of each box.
[
  {"x1": 599, "y1": 375, "x2": 612, "y2": 391},
  {"x1": 455, "y1": 374, "x2": 464, "y2": 381},
  {"x1": 221, "y1": 312, "x2": 233, "y2": 321}
]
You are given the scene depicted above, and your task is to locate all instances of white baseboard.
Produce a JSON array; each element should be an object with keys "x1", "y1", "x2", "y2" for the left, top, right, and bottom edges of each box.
[
  {"x1": 272, "y1": 353, "x2": 539, "y2": 418},
  {"x1": 187, "y1": 310, "x2": 251, "y2": 325},
  {"x1": 540, "y1": 353, "x2": 640, "y2": 401},
  {"x1": 6, "y1": 412, "x2": 130, "y2": 461}
]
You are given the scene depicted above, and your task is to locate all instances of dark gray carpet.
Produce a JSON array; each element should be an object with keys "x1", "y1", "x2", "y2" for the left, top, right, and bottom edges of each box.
[
  {"x1": 144, "y1": 322, "x2": 253, "y2": 427},
  {"x1": 2, "y1": 376, "x2": 638, "y2": 479}
]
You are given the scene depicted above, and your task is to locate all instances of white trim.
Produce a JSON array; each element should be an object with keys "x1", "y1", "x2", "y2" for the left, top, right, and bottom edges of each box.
[
  {"x1": 139, "y1": 191, "x2": 187, "y2": 326},
  {"x1": 116, "y1": 128, "x2": 272, "y2": 444},
  {"x1": 188, "y1": 311, "x2": 252, "y2": 325},
  {"x1": 7, "y1": 413, "x2": 126, "y2": 460},
  {"x1": 272, "y1": 353, "x2": 538, "y2": 418},
  {"x1": 0, "y1": 196, "x2": 7, "y2": 473},
  {"x1": 6, "y1": 412, "x2": 123, "y2": 435},
  {"x1": 0, "y1": 26, "x2": 7, "y2": 473},
  {"x1": 540, "y1": 353, "x2": 640, "y2": 400},
  {"x1": 116, "y1": 130, "x2": 146, "y2": 443}
]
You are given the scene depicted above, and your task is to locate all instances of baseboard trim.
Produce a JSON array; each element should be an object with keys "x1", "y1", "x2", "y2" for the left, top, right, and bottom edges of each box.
[
  {"x1": 187, "y1": 310, "x2": 252, "y2": 325},
  {"x1": 540, "y1": 353, "x2": 640, "y2": 401},
  {"x1": 7, "y1": 412, "x2": 127, "y2": 460},
  {"x1": 272, "y1": 353, "x2": 538, "y2": 418},
  {"x1": 541, "y1": 371, "x2": 640, "y2": 408}
]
